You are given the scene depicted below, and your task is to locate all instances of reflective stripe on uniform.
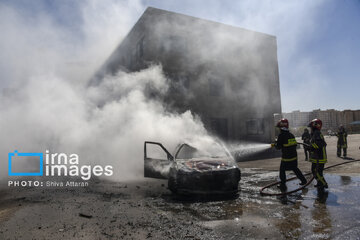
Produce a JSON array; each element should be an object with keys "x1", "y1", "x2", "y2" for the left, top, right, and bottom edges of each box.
[
  {"x1": 310, "y1": 158, "x2": 327, "y2": 164},
  {"x1": 316, "y1": 173, "x2": 327, "y2": 185},
  {"x1": 283, "y1": 138, "x2": 297, "y2": 147},
  {"x1": 281, "y1": 157, "x2": 297, "y2": 162}
]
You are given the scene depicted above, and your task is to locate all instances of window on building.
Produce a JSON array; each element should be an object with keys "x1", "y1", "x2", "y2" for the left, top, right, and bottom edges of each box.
[
  {"x1": 246, "y1": 119, "x2": 264, "y2": 135},
  {"x1": 168, "y1": 73, "x2": 190, "y2": 94},
  {"x1": 209, "y1": 118, "x2": 228, "y2": 140},
  {"x1": 136, "y1": 37, "x2": 144, "y2": 60},
  {"x1": 179, "y1": 75, "x2": 190, "y2": 89},
  {"x1": 208, "y1": 78, "x2": 224, "y2": 96},
  {"x1": 161, "y1": 35, "x2": 186, "y2": 54},
  {"x1": 129, "y1": 54, "x2": 135, "y2": 70}
]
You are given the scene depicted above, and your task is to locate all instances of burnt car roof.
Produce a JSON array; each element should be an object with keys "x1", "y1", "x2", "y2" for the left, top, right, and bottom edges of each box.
[{"x1": 174, "y1": 142, "x2": 234, "y2": 161}]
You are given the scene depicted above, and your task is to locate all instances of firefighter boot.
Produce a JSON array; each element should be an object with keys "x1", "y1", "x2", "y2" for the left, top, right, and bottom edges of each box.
[{"x1": 277, "y1": 183, "x2": 287, "y2": 191}]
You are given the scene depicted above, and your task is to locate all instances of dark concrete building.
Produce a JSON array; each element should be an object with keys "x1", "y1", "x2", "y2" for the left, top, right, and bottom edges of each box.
[{"x1": 92, "y1": 7, "x2": 281, "y2": 144}]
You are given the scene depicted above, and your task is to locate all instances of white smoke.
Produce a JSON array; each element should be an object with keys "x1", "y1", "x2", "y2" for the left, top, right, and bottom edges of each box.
[
  {"x1": 0, "y1": 0, "x2": 332, "y2": 181},
  {"x1": 224, "y1": 0, "x2": 329, "y2": 112},
  {"x1": 0, "y1": 1, "x2": 213, "y2": 181},
  {"x1": 147, "y1": 0, "x2": 330, "y2": 112}
]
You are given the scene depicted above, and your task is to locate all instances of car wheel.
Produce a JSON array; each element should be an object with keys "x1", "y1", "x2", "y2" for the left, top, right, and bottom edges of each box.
[{"x1": 168, "y1": 177, "x2": 177, "y2": 193}]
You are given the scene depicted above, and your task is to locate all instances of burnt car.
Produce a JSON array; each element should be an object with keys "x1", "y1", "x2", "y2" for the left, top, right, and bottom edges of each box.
[{"x1": 144, "y1": 141, "x2": 241, "y2": 195}]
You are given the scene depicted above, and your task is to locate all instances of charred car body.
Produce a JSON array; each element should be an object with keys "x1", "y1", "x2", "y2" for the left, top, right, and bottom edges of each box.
[{"x1": 144, "y1": 141, "x2": 241, "y2": 195}]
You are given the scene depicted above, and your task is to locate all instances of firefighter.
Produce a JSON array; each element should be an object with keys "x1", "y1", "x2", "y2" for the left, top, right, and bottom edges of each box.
[
  {"x1": 273, "y1": 118, "x2": 307, "y2": 190},
  {"x1": 301, "y1": 128, "x2": 311, "y2": 161},
  {"x1": 336, "y1": 125, "x2": 348, "y2": 157},
  {"x1": 308, "y1": 119, "x2": 328, "y2": 190}
]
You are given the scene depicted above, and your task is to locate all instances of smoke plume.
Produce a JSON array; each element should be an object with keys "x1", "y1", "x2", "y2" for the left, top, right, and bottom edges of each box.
[{"x1": 0, "y1": 1, "x2": 213, "y2": 181}]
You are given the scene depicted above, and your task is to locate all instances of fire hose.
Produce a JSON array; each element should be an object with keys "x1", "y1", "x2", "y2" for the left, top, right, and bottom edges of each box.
[{"x1": 260, "y1": 142, "x2": 360, "y2": 196}]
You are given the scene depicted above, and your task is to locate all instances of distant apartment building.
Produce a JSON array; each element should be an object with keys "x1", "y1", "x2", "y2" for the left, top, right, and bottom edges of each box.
[
  {"x1": 91, "y1": 7, "x2": 282, "y2": 143},
  {"x1": 283, "y1": 109, "x2": 360, "y2": 132},
  {"x1": 283, "y1": 110, "x2": 310, "y2": 128}
]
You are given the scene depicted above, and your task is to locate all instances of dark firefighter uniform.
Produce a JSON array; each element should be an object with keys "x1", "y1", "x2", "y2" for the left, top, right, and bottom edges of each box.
[
  {"x1": 309, "y1": 129, "x2": 328, "y2": 188},
  {"x1": 301, "y1": 129, "x2": 311, "y2": 161},
  {"x1": 275, "y1": 129, "x2": 307, "y2": 187},
  {"x1": 336, "y1": 129, "x2": 347, "y2": 157}
]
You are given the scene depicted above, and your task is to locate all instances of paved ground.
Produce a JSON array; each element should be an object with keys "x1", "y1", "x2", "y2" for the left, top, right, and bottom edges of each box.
[{"x1": 0, "y1": 134, "x2": 359, "y2": 240}]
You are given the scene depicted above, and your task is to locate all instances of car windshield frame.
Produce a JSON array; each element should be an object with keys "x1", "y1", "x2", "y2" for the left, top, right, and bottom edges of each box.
[{"x1": 174, "y1": 142, "x2": 232, "y2": 161}]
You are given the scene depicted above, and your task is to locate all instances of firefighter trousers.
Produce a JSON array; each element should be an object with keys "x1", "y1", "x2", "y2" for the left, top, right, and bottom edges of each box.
[
  {"x1": 311, "y1": 163, "x2": 328, "y2": 187},
  {"x1": 304, "y1": 148, "x2": 310, "y2": 160},
  {"x1": 280, "y1": 161, "x2": 307, "y2": 185},
  {"x1": 337, "y1": 147, "x2": 347, "y2": 157}
]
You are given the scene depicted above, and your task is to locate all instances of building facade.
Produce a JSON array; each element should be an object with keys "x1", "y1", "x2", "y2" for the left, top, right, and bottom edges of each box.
[
  {"x1": 283, "y1": 109, "x2": 360, "y2": 133},
  {"x1": 91, "y1": 7, "x2": 282, "y2": 143}
]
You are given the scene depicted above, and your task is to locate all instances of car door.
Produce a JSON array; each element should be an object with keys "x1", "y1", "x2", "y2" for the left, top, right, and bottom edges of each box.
[{"x1": 144, "y1": 141, "x2": 174, "y2": 179}]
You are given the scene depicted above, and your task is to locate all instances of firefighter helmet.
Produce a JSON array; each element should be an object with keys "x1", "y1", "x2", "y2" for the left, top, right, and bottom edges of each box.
[
  {"x1": 276, "y1": 118, "x2": 289, "y2": 129},
  {"x1": 308, "y1": 119, "x2": 322, "y2": 130}
]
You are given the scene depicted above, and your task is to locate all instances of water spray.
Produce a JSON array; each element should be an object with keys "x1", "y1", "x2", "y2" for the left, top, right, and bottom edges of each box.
[
  {"x1": 269, "y1": 142, "x2": 311, "y2": 148},
  {"x1": 229, "y1": 142, "x2": 273, "y2": 161}
]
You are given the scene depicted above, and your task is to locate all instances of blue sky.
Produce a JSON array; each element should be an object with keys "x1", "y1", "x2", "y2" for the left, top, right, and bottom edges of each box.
[{"x1": 1, "y1": 0, "x2": 359, "y2": 112}]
